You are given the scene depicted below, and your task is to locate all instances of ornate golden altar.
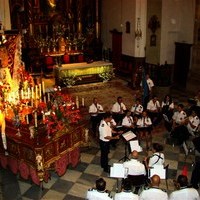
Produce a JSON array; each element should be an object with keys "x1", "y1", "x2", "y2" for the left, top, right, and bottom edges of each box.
[{"x1": 0, "y1": 117, "x2": 88, "y2": 185}]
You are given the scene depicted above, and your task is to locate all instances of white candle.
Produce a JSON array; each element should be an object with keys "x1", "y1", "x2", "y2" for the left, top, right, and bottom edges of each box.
[
  {"x1": 39, "y1": 84, "x2": 42, "y2": 98},
  {"x1": 76, "y1": 96, "x2": 79, "y2": 109},
  {"x1": 44, "y1": 95, "x2": 46, "y2": 103},
  {"x1": 82, "y1": 97, "x2": 85, "y2": 107},
  {"x1": 42, "y1": 81, "x2": 45, "y2": 94},
  {"x1": 34, "y1": 112, "x2": 37, "y2": 127},
  {"x1": 35, "y1": 85, "x2": 38, "y2": 100},
  {"x1": 31, "y1": 87, "x2": 34, "y2": 99},
  {"x1": 26, "y1": 115, "x2": 29, "y2": 124},
  {"x1": 47, "y1": 93, "x2": 50, "y2": 101},
  {"x1": 27, "y1": 88, "x2": 30, "y2": 99},
  {"x1": 21, "y1": 90, "x2": 24, "y2": 99}
]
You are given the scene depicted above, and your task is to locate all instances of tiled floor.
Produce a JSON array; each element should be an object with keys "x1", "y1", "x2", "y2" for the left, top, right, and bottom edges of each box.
[{"x1": 0, "y1": 77, "x2": 199, "y2": 200}]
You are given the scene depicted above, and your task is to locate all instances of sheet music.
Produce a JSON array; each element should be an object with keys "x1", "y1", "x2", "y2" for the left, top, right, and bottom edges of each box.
[
  {"x1": 149, "y1": 165, "x2": 166, "y2": 179},
  {"x1": 129, "y1": 140, "x2": 143, "y2": 152},
  {"x1": 122, "y1": 131, "x2": 136, "y2": 141},
  {"x1": 110, "y1": 163, "x2": 127, "y2": 178}
]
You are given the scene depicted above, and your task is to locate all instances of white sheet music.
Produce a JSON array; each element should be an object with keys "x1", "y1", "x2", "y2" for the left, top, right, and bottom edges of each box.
[
  {"x1": 110, "y1": 163, "x2": 127, "y2": 178},
  {"x1": 149, "y1": 165, "x2": 166, "y2": 179},
  {"x1": 129, "y1": 140, "x2": 143, "y2": 152},
  {"x1": 122, "y1": 131, "x2": 136, "y2": 141}
]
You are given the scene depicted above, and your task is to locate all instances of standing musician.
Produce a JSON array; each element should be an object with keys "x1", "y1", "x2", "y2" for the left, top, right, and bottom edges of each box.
[
  {"x1": 111, "y1": 96, "x2": 127, "y2": 125},
  {"x1": 99, "y1": 112, "x2": 121, "y2": 173},
  {"x1": 89, "y1": 97, "x2": 104, "y2": 136},
  {"x1": 136, "y1": 110, "x2": 152, "y2": 150}
]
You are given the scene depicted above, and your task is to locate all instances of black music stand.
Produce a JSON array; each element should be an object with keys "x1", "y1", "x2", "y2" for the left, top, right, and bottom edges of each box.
[{"x1": 119, "y1": 131, "x2": 136, "y2": 162}]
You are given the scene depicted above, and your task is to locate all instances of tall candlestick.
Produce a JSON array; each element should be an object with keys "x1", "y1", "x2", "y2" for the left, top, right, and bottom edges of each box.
[
  {"x1": 27, "y1": 88, "x2": 30, "y2": 99},
  {"x1": 39, "y1": 84, "x2": 42, "y2": 98},
  {"x1": 42, "y1": 81, "x2": 45, "y2": 94},
  {"x1": 26, "y1": 115, "x2": 29, "y2": 124},
  {"x1": 76, "y1": 96, "x2": 79, "y2": 109},
  {"x1": 47, "y1": 93, "x2": 50, "y2": 102},
  {"x1": 34, "y1": 112, "x2": 37, "y2": 127},
  {"x1": 82, "y1": 97, "x2": 85, "y2": 107},
  {"x1": 31, "y1": 87, "x2": 34, "y2": 99},
  {"x1": 35, "y1": 85, "x2": 38, "y2": 100},
  {"x1": 21, "y1": 90, "x2": 24, "y2": 99},
  {"x1": 44, "y1": 95, "x2": 47, "y2": 103}
]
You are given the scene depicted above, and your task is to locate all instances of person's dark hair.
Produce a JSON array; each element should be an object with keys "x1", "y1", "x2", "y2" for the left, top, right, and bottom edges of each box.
[
  {"x1": 117, "y1": 96, "x2": 122, "y2": 101},
  {"x1": 136, "y1": 98, "x2": 141, "y2": 102},
  {"x1": 96, "y1": 178, "x2": 106, "y2": 191},
  {"x1": 178, "y1": 104, "x2": 184, "y2": 109},
  {"x1": 177, "y1": 175, "x2": 188, "y2": 187},
  {"x1": 122, "y1": 178, "x2": 132, "y2": 191},
  {"x1": 152, "y1": 143, "x2": 164, "y2": 152},
  {"x1": 163, "y1": 94, "x2": 172, "y2": 104},
  {"x1": 103, "y1": 111, "x2": 112, "y2": 119}
]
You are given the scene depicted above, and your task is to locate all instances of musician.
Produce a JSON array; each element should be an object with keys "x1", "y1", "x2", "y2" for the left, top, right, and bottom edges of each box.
[
  {"x1": 122, "y1": 110, "x2": 137, "y2": 132},
  {"x1": 131, "y1": 98, "x2": 143, "y2": 118},
  {"x1": 111, "y1": 96, "x2": 127, "y2": 125},
  {"x1": 89, "y1": 97, "x2": 104, "y2": 136},
  {"x1": 99, "y1": 112, "x2": 120, "y2": 173},
  {"x1": 139, "y1": 175, "x2": 168, "y2": 200},
  {"x1": 136, "y1": 110, "x2": 152, "y2": 150},
  {"x1": 171, "y1": 104, "x2": 189, "y2": 145},
  {"x1": 86, "y1": 178, "x2": 113, "y2": 200},
  {"x1": 169, "y1": 175, "x2": 200, "y2": 200},
  {"x1": 144, "y1": 143, "x2": 165, "y2": 169},
  {"x1": 147, "y1": 95, "x2": 162, "y2": 126}
]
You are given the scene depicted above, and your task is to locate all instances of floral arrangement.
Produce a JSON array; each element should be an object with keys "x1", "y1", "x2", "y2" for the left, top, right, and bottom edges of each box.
[
  {"x1": 38, "y1": 89, "x2": 81, "y2": 137},
  {"x1": 99, "y1": 69, "x2": 115, "y2": 82},
  {"x1": 60, "y1": 72, "x2": 82, "y2": 87}
]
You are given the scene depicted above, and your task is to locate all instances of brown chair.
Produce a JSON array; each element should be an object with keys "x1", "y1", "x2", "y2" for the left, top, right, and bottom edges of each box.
[{"x1": 127, "y1": 174, "x2": 146, "y2": 194}]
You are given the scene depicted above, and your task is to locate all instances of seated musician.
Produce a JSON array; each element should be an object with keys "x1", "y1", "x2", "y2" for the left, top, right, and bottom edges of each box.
[
  {"x1": 89, "y1": 97, "x2": 104, "y2": 136},
  {"x1": 111, "y1": 96, "x2": 127, "y2": 125},
  {"x1": 170, "y1": 104, "x2": 190, "y2": 145},
  {"x1": 131, "y1": 98, "x2": 143, "y2": 119},
  {"x1": 147, "y1": 95, "x2": 162, "y2": 126},
  {"x1": 136, "y1": 110, "x2": 152, "y2": 151},
  {"x1": 143, "y1": 143, "x2": 165, "y2": 169},
  {"x1": 122, "y1": 110, "x2": 137, "y2": 133}
]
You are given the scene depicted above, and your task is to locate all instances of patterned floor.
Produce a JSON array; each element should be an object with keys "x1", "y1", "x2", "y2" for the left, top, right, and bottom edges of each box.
[{"x1": 0, "y1": 77, "x2": 199, "y2": 200}]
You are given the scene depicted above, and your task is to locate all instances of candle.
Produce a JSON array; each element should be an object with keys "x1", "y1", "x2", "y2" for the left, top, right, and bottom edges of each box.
[
  {"x1": 27, "y1": 88, "x2": 30, "y2": 99},
  {"x1": 42, "y1": 81, "x2": 45, "y2": 94},
  {"x1": 44, "y1": 95, "x2": 46, "y2": 103},
  {"x1": 26, "y1": 115, "x2": 29, "y2": 124},
  {"x1": 34, "y1": 112, "x2": 37, "y2": 127},
  {"x1": 31, "y1": 87, "x2": 34, "y2": 99},
  {"x1": 76, "y1": 96, "x2": 79, "y2": 109},
  {"x1": 35, "y1": 85, "x2": 38, "y2": 100},
  {"x1": 39, "y1": 84, "x2": 42, "y2": 98},
  {"x1": 21, "y1": 90, "x2": 24, "y2": 99},
  {"x1": 82, "y1": 97, "x2": 85, "y2": 107},
  {"x1": 47, "y1": 93, "x2": 50, "y2": 101}
]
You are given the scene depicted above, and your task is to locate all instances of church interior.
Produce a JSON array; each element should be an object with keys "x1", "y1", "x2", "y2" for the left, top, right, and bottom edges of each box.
[{"x1": 0, "y1": 0, "x2": 200, "y2": 199}]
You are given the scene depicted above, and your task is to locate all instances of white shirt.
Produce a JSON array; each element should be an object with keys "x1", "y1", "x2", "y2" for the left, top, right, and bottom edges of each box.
[
  {"x1": 172, "y1": 110, "x2": 187, "y2": 124},
  {"x1": 122, "y1": 116, "x2": 134, "y2": 127},
  {"x1": 114, "y1": 191, "x2": 139, "y2": 200},
  {"x1": 169, "y1": 187, "x2": 200, "y2": 200},
  {"x1": 111, "y1": 102, "x2": 126, "y2": 113},
  {"x1": 161, "y1": 101, "x2": 174, "y2": 110},
  {"x1": 131, "y1": 104, "x2": 143, "y2": 115},
  {"x1": 89, "y1": 103, "x2": 104, "y2": 116},
  {"x1": 86, "y1": 189, "x2": 113, "y2": 200},
  {"x1": 146, "y1": 78, "x2": 154, "y2": 91},
  {"x1": 147, "y1": 100, "x2": 160, "y2": 112},
  {"x1": 139, "y1": 187, "x2": 168, "y2": 200},
  {"x1": 187, "y1": 115, "x2": 200, "y2": 134},
  {"x1": 123, "y1": 159, "x2": 146, "y2": 175},
  {"x1": 137, "y1": 117, "x2": 152, "y2": 128},
  {"x1": 148, "y1": 152, "x2": 165, "y2": 167},
  {"x1": 99, "y1": 120, "x2": 112, "y2": 142}
]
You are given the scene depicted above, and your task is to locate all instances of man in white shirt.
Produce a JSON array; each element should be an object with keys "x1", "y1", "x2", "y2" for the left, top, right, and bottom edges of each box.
[
  {"x1": 86, "y1": 178, "x2": 113, "y2": 200},
  {"x1": 89, "y1": 97, "x2": 104, "y2": 136},
  {"x1": 139, "y1": 175, "x2": 168, "y2": 200},
  {"x1": 123, "y1": 150, "x2": 146, "y2": 194},
  {"x1": 131, "y1": 98, "x2": 143, "y2": 118},
  {"x1": 169, "y1": 175, "x2": 200, "y2": 200},
  {"x1": 114, "y1": 178, "x2": 139, "y2": 200},
  {"x1": 111, "y1": 96, "x2": 127, "y2": 125}
]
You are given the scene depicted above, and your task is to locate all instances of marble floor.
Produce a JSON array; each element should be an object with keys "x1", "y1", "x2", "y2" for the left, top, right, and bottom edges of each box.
[{"x1": 0, "y1": 77, "x2": 199, "y2": 200}]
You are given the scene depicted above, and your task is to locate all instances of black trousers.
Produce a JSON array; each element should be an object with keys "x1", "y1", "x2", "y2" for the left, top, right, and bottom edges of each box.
[
  {"x1": 99, "y1": 140, "x2": 110, "y2": 170},
  {"x1": 90, "y1": 116, "x2": 101, "y2": 135}
]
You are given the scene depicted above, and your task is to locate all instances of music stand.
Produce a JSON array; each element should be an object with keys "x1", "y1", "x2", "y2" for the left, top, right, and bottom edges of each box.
[{"x1": 119, "y1": 131, "x2": 136, "y2": 162}]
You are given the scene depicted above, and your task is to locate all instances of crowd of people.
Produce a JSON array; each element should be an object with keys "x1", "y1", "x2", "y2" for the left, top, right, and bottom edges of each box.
[{"x1": 86, "y1": 74, "x2": 200, "y2": 199}]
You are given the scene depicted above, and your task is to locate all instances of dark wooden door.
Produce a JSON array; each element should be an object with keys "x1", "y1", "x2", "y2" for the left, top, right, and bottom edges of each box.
[{"x1": 174, "y1": 42, "x2": 192, "y2": 88}]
